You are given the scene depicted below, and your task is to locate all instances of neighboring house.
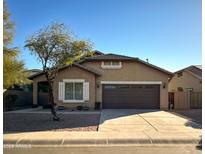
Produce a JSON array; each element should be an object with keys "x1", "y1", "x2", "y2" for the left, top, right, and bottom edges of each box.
[
  {"x1": 168, "y1": 65, "x2": 202, "y2": 92},
  {"x1": 27, "y1": 69, "x2": 42, "y2": 76},
  {"x1": 29, "y1": 51, "x2": 173, "y2": 110},
  {"x1": 168, "y1": 65, "x2": 202, "y2": 109}
]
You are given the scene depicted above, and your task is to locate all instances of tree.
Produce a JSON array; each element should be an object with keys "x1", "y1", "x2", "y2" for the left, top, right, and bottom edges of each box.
[
  {"x1": 3, "y1": 54, "x2": 30, "y2": 89},
  {"x1": 3, "y1": 1, "x2": 14, "y2": 47},
  {"x1": 3, "y1": 1, "x2": 29, "y2": 89},
  {"x1": 25, "y1": 23, "x2": 92, "y2": 120}
]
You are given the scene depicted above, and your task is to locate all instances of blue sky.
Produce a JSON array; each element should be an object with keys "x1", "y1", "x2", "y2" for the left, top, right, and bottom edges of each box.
[{"x1": 7, "y1": 0, "x2": 201, "y2": 72}]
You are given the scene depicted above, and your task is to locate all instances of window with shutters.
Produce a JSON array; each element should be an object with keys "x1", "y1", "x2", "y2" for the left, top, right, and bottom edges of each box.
[
  {"x1": 65, "y1": 82, "x2": 83, "y2": 101},
  {"x1": 59, "y1": 79, "x2": 89, "y2": 103}
]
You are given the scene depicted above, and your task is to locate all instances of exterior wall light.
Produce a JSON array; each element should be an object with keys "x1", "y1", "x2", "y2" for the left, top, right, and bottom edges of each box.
[{"x1": 163, "y1": 82, "x2": 166, "y2": 89}]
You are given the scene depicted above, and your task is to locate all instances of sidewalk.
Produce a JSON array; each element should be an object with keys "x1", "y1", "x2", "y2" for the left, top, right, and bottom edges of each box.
[{"x1": 4, "y1": 130, "x2": 201, "y2": 146}]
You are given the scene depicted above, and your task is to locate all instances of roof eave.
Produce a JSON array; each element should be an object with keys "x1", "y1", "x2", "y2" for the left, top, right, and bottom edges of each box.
[
  {"x1": 186, "y1": 70, "x2": 202, "y2": 80},
  {"x1": 28, "y1": 72, "x2": 44, "y2": 80},
  {"x1": 136, "y1": 59, "x2": 173, "y2": 76},
  {"x1": 82, "y1": 58, "x2": 173, "y2": 76},
  {"x1": 28, "y1": 63, "x2": 101, "y2": 80}
]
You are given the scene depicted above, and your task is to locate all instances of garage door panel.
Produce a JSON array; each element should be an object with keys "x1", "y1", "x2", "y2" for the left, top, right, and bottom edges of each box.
[
  {"x1": 102, "y1": 84, "x2": 160, "y2": 109},
  {"x1": 103, "y1": 103, "x2": 159, "y2": 109}
]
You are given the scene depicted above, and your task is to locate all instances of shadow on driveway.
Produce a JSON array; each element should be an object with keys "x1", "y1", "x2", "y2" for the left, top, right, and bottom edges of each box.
[
  {"x1": 169, "y1": 109, "x2": 202, "y2": 128},
  {"x1": 99, "y1": 109, "x2": 202, "y2": 150},
  {"x1": 170, "y1": 109, "x2": 202, "y2": 125},
  {"x1": 169, "y1": 109, "x2": 202, "y2": 150}
]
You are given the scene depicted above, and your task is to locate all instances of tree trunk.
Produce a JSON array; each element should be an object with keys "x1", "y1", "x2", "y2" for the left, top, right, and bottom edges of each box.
[{"x1": 45, "y1": 73, "x2": 60, "y2": 121}]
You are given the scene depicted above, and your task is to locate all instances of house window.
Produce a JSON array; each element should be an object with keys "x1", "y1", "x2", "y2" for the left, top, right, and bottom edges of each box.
[
  {"x1": 101, "y1": 61, "x2": 122, "y2": 69},
  {"x1": 177, "y1": 72, "x2": 183, "y2": 77},
  {"x1": 64, "y1": 82, "x2": 83, "y2": 101},
  {"x1": 104, "y1": 61, "x2": 112, "y2": 65},
  {"x1": 112, "y1": 61, "x2": 120, "y2": 65}
]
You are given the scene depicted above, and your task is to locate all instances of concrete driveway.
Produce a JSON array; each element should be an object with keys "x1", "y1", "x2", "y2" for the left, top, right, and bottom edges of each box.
[{"x1": 99, "y1": 109, "x2": 201, "y2": 133}]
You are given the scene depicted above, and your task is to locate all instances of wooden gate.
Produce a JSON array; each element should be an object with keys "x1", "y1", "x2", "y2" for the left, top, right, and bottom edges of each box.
[
  {"x1": 168, "y1": 92, "x2": 174, "y2": 103},
  {"x1": 190, "y1": 92, "x2": 202, "y2": 109},
  {"x1": 170, "y1": 91, "x2": 202, "y2": 109}
]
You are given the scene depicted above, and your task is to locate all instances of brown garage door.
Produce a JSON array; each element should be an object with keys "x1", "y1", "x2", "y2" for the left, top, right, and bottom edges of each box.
[{"x1": 102, "y1": 84, "x2": 160, "y2": 109}]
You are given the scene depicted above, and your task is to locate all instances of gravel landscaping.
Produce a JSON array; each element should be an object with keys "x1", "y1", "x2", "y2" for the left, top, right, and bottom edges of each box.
[{"x1": 4, "y1": 113, "x2": 100, "y2": 133}]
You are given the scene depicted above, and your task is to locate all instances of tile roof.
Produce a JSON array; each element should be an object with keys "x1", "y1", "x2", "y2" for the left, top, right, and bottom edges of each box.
[
  {"x1": 193, "y1": 65, "x2": 202, "y2": 70},
  {"x1": 72, "y1": 63, "x2": 101, "y2": 76},
  {"x1": 175, "y1": 65, "x2": 202, "y2": 78},
  {"x1": 81, "y1": 53, "x2": 173, "y2": 75},
  {"x1": 187, "y1": 66, "x2": 202, "y2": 78},
  {"x1": 29, "y1": 52, "x2": 173, "y2": 80},
  {"x1": 28, "y1": 63, "x2": 101, "y2": 80},
  {"x1": 84, "y1": 53, "x2": 137, "y2": 60}
]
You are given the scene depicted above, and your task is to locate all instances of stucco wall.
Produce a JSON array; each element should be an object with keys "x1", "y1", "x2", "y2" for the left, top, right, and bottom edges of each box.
[
  {"x1": 32, "y1": 61, "x2": 170, "y2": 110},
  {"x1": 32, "y1": 66, "x2": 96, "y2": 109},
  {"x1": 168, "y1": 71, "x2": 202, "y2": 92},
  {"x1": 54, "y1": 66, "x2": 96, "y2": 109},
  {"x1": 83, "y1": 61, "x2": 170, "y2": 109}
]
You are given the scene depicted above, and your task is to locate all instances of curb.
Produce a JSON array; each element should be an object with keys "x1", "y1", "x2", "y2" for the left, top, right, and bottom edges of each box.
[{"x1": 4, "y1": 138, "x2": 201, "y2": 146}]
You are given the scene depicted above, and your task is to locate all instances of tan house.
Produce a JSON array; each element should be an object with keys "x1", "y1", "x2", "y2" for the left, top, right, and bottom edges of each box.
[
  {"x1": 29, "y1": 52, "x2": 173, "y2": 110},
  {"x1": 168, "y1": 65, "x2": 202, "y2": 109},
  {"x1": 168, "y1": 65, "x2": 202, "y2": 92}
]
